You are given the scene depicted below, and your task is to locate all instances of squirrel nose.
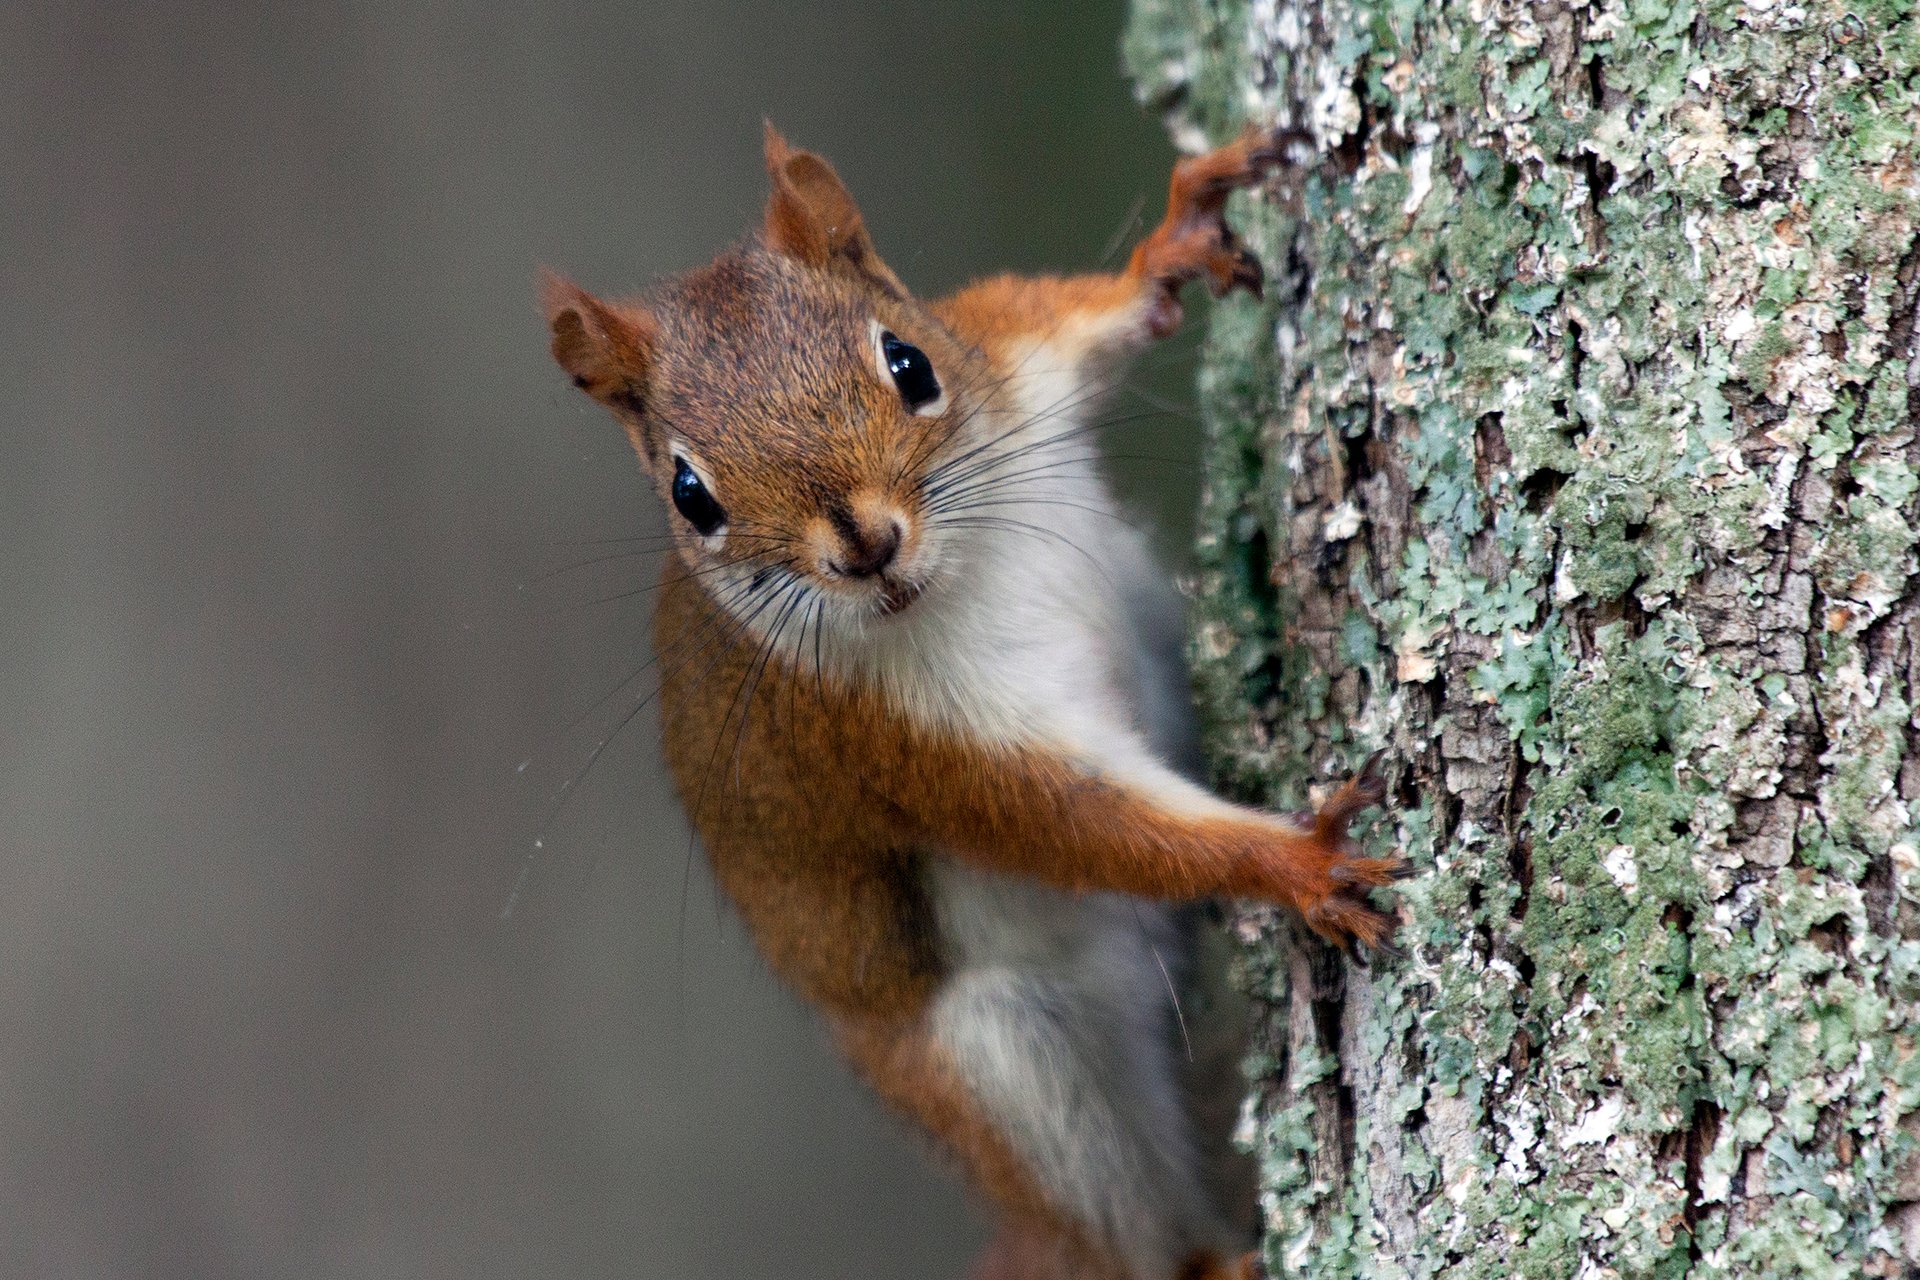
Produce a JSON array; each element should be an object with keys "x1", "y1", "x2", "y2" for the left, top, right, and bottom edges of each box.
[{"x1": 834, "y1": 516, "x2": 902, "y2": 578}]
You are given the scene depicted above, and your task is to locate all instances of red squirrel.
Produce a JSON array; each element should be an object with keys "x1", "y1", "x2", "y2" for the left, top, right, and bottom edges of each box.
[{"x1": 541, "y1": 124, "x2": 1403, "y2": 1280}]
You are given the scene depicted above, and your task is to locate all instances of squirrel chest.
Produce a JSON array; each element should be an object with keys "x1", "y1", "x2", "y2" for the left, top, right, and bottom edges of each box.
[{"x1": 651, "y1": 502, "x2": 1174, "y2": 1024}]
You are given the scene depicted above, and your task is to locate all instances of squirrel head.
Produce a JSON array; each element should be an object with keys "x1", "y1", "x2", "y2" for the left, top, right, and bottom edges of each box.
[{"x1": 543, "y1": 124, "x2": 996, "y2": 637}]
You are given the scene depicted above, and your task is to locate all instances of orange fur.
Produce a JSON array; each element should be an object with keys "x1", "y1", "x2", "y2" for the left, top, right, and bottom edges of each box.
[
  {"x1": 653, "y1": 570, "x2": 1394, "y2": 1018},
  {"x1": 762, "y1": 121, "x2": 909, "y2": 297},
  {"x1": 836, "y1": 1019, "x2": 1106, "y2": 1269},
  {"x1": 651, "y1": 565, "x2": 1383, "y2": 1270},
  {"x1": 544, "y1": 124, "x2": 1395, "y2": 1280},
  {"x1": 934, "y1": 126, "x2": 1289, "y2": 361}
]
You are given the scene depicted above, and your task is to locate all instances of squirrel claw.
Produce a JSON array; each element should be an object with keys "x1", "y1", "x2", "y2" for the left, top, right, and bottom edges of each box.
[
  {"x1": 1131, "y1": 122, "x2": 1300, "y2": 333},
  {"x1": 1329, "y1": 855, "x2": 1411, "y2": 888},
  {"x1": 1207, "y1": 244, "x2": 1265, "y2": 299},
  {"x1": 1303, "y1": 893, "x2": 1396, "y2": 951},
  {"x1": 1270, "y1": 752, "x2": 1403, "y2": 956},
  {"x1": 1345, "y1": 928, "x2": 1407, "y2": 967},
  {"x1": 1313, "y1": 761, "x2": 1388, "y2": 835}
]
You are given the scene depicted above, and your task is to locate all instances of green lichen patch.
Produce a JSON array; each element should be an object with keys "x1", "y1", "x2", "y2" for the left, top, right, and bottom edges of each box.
[{"x1": 1131, "y1": 0, "x2": 1920, "y2": 1271}]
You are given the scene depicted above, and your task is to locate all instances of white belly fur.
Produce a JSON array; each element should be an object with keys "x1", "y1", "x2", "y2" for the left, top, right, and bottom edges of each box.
[
  {"x1": 915, "y1": 523, "x2": 1244, "y2": 1275},
  {"x1": 819, "y1": 358, "x2": 1252, "y2": 1273},
  {"x1": 924, "y1": 864, "x2": 1239, "y2": 1276}
]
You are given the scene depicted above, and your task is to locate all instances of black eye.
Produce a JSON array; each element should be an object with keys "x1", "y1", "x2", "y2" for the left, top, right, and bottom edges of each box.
[
  {"x1": 881, "y1": 332, "x2": 941, "y2": 411},
  {"x1": 671, "y1": 457, "x2": 727, "y2": 536}
]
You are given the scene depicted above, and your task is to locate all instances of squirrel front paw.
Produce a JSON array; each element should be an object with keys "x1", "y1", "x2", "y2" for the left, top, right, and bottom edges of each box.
[
  {"x1": 1244, "y1": 754, "x2": 1408, "y2": 955},
  {"x1": 1130, "y1": 125, "x2": 1310, "y2": 337}
]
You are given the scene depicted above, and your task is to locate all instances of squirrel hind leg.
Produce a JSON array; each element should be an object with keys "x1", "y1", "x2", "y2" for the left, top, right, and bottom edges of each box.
[{"x1": 928, "y1": 958, "x2": 1246, "y2": 1279}]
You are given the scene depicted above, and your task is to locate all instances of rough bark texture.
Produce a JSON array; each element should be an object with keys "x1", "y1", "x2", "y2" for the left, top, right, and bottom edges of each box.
[{"x1": 1122, "y1": 0, "x2": 1920, "y2": 1275}]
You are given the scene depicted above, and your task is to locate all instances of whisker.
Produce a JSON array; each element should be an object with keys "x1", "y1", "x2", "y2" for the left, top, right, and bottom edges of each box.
[
  {"x1": 726, "y1": 580, "x2": 813, "y2": 788},
  {"x1": 523, "y1": 533, "x2": 798, "y2": 592},
  {"x1": 933, "y1": 514, "x2": 1115, "y2": 586},
  {"x1": 535, "y1": 554, "x2": 773, "y2": 616},
  {"x1": 525, "y1": 552, "x2": 795, "y2": 761},
  {"x1": 937, "y1": 495, "x2": 1149, "y2": 535},
  {"x1": 925, "y1": 404, "x2": 1180, "y2": 504},
  {"x1": 536, "y1": 573, "x2": 780, "y2": 799},
  {"x1": 507, "y1": 558, "x2": 803, "y2": 883},
  {"x1": 923, "y1": 452, "x2": 1103, "y2": 515},
  {"x1": 683, "y1": 577, "x2": 807, "y2": 839},
  {"x1": 894, "y1": 362, "x2": 1034, "y2": 483},
  {"x1": 894, "y1": 365, "x2": 1045, "y2": 497},
  {"x1": 919, "y1": 373, "x2": 1111, "y2": 494}
]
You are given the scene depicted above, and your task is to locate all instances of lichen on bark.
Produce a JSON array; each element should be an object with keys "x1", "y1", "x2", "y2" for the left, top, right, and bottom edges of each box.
[{"x1": 1125, "y1": 0, "x2": 1920, "y2": 1274}]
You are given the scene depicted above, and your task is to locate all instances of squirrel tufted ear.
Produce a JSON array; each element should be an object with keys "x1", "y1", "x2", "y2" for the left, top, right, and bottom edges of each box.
[
  {"x1": 540, "y1": 272, "x2": 657, "y2": 419},
  {"x1": 761, "y1": 122, "x2": 906, "y2": 296}
]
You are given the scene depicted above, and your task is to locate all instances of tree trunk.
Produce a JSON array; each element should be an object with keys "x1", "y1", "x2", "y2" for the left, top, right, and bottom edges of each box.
[{"x1": 1123, "y1": 0, "x2": 1920, "y2": 1275}]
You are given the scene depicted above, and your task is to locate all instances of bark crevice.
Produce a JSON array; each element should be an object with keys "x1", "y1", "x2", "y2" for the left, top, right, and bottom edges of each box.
[{"x1": 1129, "y1": 0, "x2": 1920, "y2": 1271}]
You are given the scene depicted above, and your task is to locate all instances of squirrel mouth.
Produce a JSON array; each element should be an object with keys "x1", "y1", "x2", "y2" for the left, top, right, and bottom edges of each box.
[{"x1": 875, "y1": 577, "x2": 923, "y2": 617}]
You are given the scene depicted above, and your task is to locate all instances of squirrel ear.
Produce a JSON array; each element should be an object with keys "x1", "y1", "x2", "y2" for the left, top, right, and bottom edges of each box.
[
  {"x1": 761, "y1": 122, "x2": 906, "y2": 296},
  {"x1": 540, "y1": 272, "x2": 656, "y2": 419}
]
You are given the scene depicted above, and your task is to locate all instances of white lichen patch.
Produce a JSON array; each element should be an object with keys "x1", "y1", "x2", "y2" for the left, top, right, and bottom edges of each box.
[
  {"x1": 1602, "y1": 844, "x2": 1639, "y2": 894},
  {"x1": 1561, "y1": 1094, "x2": 1627, "y2": 1150},
  {"x1": 1129, "y1": 0, "x2": 1920, "y2": 1271}
]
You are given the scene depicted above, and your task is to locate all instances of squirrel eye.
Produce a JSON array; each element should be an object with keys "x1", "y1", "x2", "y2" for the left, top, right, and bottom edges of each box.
[
  {"x1": 880, "y1": 332, "x2": 941, "y2": 412},
  {"x1": 671, "y1": 457, "x2": 727, "y2": 536}
]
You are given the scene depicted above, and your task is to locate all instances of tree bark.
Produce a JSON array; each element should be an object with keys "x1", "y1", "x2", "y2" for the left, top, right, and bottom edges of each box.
[{"x1": 1123, "y1": 0, "x2": 1920, "y2": 1275}]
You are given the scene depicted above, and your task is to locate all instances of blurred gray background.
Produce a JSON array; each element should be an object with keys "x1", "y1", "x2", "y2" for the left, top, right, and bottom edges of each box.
[{"x1": 0, "y1": 3, "x2": 1200, "y2": 1277}]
